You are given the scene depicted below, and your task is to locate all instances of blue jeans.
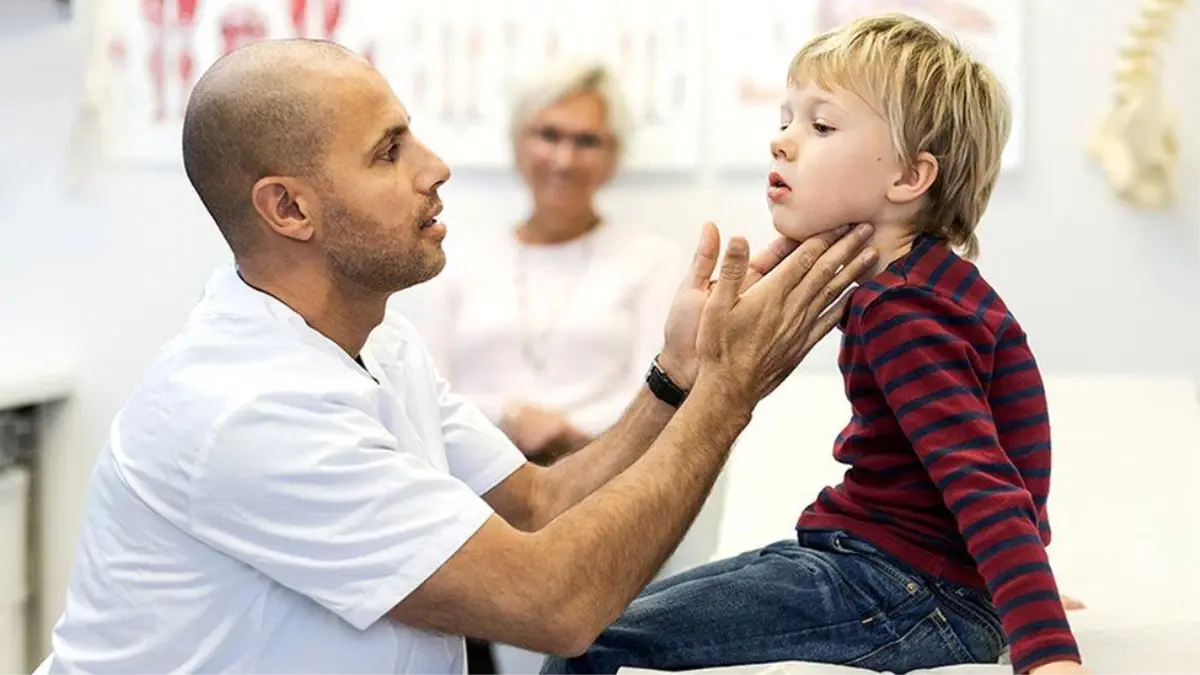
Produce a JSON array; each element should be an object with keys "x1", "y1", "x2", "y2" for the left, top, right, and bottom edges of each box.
[{"x1": 542, "y1": 531, "x2": 1006, "y2": 674}]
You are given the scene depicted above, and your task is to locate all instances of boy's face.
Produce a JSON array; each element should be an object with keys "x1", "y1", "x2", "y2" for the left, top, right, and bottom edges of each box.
[{"x1": 768, "y1": 81, "x2": 905, "y2": 241}]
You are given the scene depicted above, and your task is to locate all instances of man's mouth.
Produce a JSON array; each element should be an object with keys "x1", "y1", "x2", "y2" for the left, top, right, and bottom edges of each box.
[{"x1": 419, "y1": 203, "x2": 443, "y2": 229}]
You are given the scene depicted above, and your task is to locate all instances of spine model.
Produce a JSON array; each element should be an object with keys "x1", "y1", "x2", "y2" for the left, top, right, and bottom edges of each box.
[{"x1": 1088, "y1": 0, "x2": 1188, "y2": 209}]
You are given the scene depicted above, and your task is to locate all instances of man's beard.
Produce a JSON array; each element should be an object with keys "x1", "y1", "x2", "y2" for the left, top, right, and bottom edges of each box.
[{"x1": 321, "y1": 199, "x2": 443, "y2": 294}]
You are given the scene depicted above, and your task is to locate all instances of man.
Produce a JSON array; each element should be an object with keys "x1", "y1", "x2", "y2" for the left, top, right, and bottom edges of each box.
[{"x1": 43, "y1": 39, "x2": 877, "y2": 674}]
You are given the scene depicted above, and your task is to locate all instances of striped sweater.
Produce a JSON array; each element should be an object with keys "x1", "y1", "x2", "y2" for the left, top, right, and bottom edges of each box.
[{"x1": 797, "y1": 235, "x2": 1080, "y2": 673}]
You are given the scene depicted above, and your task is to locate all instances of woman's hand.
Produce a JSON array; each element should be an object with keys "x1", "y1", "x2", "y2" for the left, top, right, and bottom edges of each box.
[{"x1": 500, "y1": 403, "x2": 587, "y2": 462}]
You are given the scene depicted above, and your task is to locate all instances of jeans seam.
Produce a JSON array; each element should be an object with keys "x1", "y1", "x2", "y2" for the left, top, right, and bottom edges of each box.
[
  {"x1": 831, "y1": 535, "x2": 925, "y2": 598},
  {"x1": 844, "y1": 608, "x2": 973, "y2": 669},
  {"x1": 647, "y1": 615, "x2": 878, "y2": 666},
  {"x1": 933, "y1": 584, "x2": 1006, "y2": 654},
  {"x1": 932, "y1": 608, "x2": 975, "y2": 663}
]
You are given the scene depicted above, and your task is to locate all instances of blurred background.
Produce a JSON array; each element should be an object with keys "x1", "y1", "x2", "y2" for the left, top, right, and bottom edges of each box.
[{"x1": 1, "y1": 0, "x2": 1197, "y2": 673}]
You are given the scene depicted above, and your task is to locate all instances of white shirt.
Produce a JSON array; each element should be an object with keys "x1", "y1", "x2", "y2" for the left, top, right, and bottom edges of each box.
[
  {"x1": 45, "y1": 265, "x2": 526, "y2": 674},
  {"x1": 412, "y1": 222, "x2": 684, "y2": 437}
]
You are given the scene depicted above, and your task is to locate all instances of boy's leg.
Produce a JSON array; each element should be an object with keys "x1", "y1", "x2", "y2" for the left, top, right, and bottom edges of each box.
[{"x1": 542, "y1": 532, "x2": 997, "y2": 675}]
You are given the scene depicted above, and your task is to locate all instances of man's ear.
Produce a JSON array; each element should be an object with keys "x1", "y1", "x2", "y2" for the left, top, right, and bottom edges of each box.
[
  {"x1": 250, "y1": 176, "x2": 316, "y2": 243},
  {"x1": 887, "y1": 151, "x2": 938, "y2": 206}
]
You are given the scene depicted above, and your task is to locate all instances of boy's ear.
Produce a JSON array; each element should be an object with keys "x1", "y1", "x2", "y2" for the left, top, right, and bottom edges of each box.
[{"x1": 887, "y1": 151, "x2": 938, "y2": 205}]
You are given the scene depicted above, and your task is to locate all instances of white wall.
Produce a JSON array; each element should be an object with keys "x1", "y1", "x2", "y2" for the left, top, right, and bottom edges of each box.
[{"x1": 1, "y1": 0, "x2": 1197, "y2": 653}]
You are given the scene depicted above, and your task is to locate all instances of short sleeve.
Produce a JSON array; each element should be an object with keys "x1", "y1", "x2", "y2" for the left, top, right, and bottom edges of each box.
[
  {"x1": 435, "y1": 369, "x2": 528, "y2": 496},
  {"x1": 188, "y1": 391, "x2": 497, "y2": 631}
]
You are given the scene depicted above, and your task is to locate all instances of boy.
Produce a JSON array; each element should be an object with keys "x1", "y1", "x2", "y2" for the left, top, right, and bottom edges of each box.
[{"x1": 543, "y1": 13, "x2": 1084, "y2": 675}]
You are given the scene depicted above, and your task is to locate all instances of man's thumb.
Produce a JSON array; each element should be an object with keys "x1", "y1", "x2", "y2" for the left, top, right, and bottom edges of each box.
[{"x1": 712, "y1": 237, "x2": 749, "y2": 308}]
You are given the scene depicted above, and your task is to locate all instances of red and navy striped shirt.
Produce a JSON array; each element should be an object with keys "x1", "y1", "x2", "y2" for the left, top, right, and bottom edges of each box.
[{"x1": 798, "y1": 235, "x2": 1079, "y2": 673}]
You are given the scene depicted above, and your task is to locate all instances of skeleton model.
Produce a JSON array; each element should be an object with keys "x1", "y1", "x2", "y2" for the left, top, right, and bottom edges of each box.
[{"x1": 1088, "y1": 0, "x2": 1189, "y2": 209}]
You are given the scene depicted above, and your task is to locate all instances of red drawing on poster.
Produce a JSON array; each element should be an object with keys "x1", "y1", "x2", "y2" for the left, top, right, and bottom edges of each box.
[
  {"x1": 219, "y1": 5, "x2": 269, "y2": 56},
  {"x1": 141, "y1": 0, "x2": 199, "y2": 122},
  {"x1": 288, "y1": 0, "x2": 373, "y2": 63}
]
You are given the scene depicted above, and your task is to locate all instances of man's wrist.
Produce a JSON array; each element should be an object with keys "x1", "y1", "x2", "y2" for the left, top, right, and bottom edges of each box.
[
  {"x1": 647, "y1": 356, "x2": 690, "y2": 408},
  {"x1": 654, "y1": 350, "x2": 695, "y2": 391},
  {"x1": 685, "y1": 372, "x2": 754, "y2": 432}
]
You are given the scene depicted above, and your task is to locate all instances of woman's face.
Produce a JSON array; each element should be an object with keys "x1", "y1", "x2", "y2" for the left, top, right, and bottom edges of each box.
[{"x1": 515, "y1": 91, "x2": 617, "y2": 213}]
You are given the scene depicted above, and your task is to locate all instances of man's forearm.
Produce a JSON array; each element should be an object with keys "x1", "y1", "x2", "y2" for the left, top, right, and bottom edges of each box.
[
  {"x1": 530, "y1": 376, "x2": 750, "y2": 651},
  {"x1": 529, "y1": 385, "x2": 675, "y2": 529}
]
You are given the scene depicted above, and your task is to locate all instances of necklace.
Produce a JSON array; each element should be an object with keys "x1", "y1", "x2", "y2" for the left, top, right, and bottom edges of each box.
[{"x1": 512, "y1": 226, "x2": 598, "y2": 373}]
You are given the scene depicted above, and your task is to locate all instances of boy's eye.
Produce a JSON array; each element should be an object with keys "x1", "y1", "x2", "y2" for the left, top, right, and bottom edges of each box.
[{"x1": 812, "y1": 122, "x2": 834, "y2": 135}]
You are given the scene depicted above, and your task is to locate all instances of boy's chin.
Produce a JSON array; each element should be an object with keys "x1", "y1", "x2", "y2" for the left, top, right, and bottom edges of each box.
[{"x1": 771, "y1": 216, "x2": 844, "y2": 242}]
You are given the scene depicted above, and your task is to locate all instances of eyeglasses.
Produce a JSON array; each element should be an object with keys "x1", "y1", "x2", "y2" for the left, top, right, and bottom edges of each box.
[{"x1": 528, "y1": 125, "x2": 612, "y2": 151}]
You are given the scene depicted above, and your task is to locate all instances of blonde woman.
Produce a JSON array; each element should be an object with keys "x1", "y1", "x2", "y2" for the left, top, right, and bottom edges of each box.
[{"x1": 417, "y1": 60, "x2": 684, "y2": 465}]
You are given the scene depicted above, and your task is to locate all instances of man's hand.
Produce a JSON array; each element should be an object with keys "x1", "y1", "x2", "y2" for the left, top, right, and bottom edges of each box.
[
  {"x1": 658, "y1": 223, "x2": 854, "y2": 390},
  {"x1": 695, "y1": 223, "x2": 877, "y2": 405},
  {"x1": 1030, "y1": 661, "x2": 1088, "y2": 674}
]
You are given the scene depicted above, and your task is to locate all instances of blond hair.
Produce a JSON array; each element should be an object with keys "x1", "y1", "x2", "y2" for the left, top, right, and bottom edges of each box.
[
  {"x1": 508, "y1": 57, "x2": 632, "y2": 165},
  {"x1": 789, "y1": 13, "x2": 1010, "y2": 259}
]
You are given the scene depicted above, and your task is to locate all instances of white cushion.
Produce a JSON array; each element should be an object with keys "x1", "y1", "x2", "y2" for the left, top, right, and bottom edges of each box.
[
  {"x1": 614, "y1": 658, "x2": 1008, "y2": 667},
  {"x1": 682, "y1": 374, "x2": 1200, "y2": 675}
]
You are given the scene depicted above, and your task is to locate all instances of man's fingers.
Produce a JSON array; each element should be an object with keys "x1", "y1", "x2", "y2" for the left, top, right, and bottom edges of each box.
[
  {"x1": 797, "y1": 293, "x2": 853, "y2": 354},
  {"x1": 711, "y1": 236, "x2": 750, "y2": 309},
  {"x1": 685, "y1": 222, "x2": 721, "y2": 291},
  {"x1": 744, "y1": 235, "x2": 802, "y2": 290},
  {"x1": 788, "y1": 237, "x2": 878, "y2": 318},
  {"x1": 779, "y1": 223, "x2": 874, "y2": 302}
]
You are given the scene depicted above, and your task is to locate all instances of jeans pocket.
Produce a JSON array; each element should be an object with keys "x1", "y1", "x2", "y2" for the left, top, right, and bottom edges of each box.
[
  {"x1": 846, "y1": 607, "x2": 975, "y2": 672},
  {"x1": 932, "y1": 583, "x2": 1007, "y2": 663},
  {"x1": 827, "y1": 533, "x2": 927, "y2": 610}
]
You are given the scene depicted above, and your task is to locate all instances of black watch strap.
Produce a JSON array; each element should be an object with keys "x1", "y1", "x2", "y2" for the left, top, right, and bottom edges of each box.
[{"x1": 646, "y1": 357, "x2": 689, "y2": 408}]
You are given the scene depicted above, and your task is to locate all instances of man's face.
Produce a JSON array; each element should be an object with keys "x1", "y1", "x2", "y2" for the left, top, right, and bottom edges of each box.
[{"x1": 315, "y1": 66, "x2": 452, "y2": 294}]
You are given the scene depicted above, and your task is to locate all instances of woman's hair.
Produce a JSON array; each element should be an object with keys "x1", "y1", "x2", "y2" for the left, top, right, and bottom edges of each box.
[{"x1": 508, "y1": 57, "x2": 632, "y2": 165}]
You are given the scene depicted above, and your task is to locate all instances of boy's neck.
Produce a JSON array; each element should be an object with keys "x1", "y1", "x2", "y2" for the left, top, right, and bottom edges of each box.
[{"x1": 862, "y1": 221, "x2": 920, "y2": 278}]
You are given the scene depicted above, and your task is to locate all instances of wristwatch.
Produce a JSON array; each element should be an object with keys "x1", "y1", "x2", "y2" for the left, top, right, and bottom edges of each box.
[{"x1": 646, "y1": 357, "x2": 689, "y2": 408}]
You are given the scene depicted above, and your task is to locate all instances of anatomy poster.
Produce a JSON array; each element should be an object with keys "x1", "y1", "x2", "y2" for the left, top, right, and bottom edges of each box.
[
  {"x1": 709, "y1": 0, "x2": 1024, "y2": 171},
  {"x1": 96, "y1": 0, "x2": 702, "y2": 172},
  {"x1": 99, "y1": 0, "x2": 390, "y2": 166},
  {"x1": 375, "y1": 0, "x2": 703, "y2": 171}
]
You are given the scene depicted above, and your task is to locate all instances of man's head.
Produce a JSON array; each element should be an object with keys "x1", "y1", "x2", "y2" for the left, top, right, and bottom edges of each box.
[
  {"x1": 767, "y1": 14, "x2": 1010, "y2": 258},
  {"x1": 182, "y1": 39, "x2": 451, "y2": 293}
]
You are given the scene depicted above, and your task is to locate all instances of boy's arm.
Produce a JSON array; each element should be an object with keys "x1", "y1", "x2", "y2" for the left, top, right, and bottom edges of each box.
[{"x1": 859, "y1": 287, "x2": 1081, "y2": 675}]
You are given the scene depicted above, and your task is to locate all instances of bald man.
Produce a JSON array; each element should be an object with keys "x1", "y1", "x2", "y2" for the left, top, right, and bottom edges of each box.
[{"x1": 43, "y1": 39, "x2": 877, "y2": 674}]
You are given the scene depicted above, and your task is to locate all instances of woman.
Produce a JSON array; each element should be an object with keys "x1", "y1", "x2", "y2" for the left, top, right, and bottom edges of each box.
[
  {"x1": 410, "y1": 60, "x2": 684, "y2": 674},
  {"x1": 418, "y1": 59, "x2": 683, "y2": 465}
]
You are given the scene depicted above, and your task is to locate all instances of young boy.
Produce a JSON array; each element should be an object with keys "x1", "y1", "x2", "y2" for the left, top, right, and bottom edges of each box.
[{"x1": 543, "y1": 13, "x2": 1084, "y2": 675}]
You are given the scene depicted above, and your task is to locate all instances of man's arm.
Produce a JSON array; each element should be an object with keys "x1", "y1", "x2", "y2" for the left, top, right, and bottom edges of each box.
[
  {"x1": 486, "y1": 384, "x2": 675, "y2": 532},
  {"x1": 484, "y1": 224, "x2": 830, "y2": 532},
  {"x1": 390, "y1": 226, "x2": 877, "y2": 656},
  {"x1": 392, "y1": 375, "x2": 747, "y2": 656}
]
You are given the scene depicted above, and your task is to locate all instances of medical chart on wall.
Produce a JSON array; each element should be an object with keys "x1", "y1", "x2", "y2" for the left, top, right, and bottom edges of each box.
[
  {"x1": 378, "y1": 0, "x2": 703, "y2": 171},
  {"x1": 708, "y1": 0, "x2": 1025, "y2": 172},
  {"x1": 93, "y1": 0, "x2": 703, "y2": 172},
  {"x1": 96, "y1": 0, "x2": 390, "y2": 166}
]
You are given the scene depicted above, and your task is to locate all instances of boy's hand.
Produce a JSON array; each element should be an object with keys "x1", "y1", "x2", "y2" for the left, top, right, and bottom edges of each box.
[
  {"x1": 1061, "y1": 594, "x2": 1086, "y2": 611},
  {"x1": 1030, "y1": 662, "x2": 1088, "y2": 674}
]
